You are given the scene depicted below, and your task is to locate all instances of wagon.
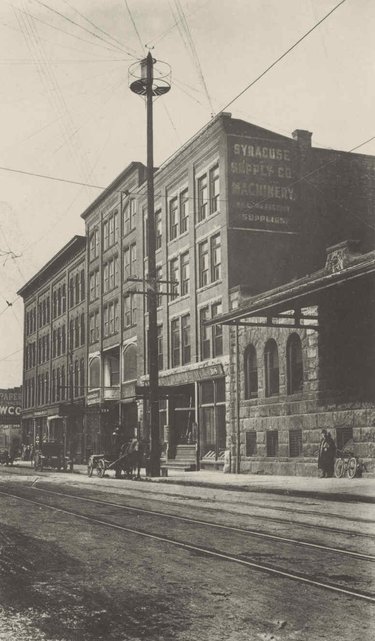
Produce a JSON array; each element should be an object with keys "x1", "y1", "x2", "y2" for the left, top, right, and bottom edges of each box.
[
  {"x1": 34, "y1": 441, "x2": 73, "y2": 472},
  {"x1": 87, "y1": 442, "x2": 140, "y2": 479},
  {"x1": 0, "y1": 449, "x2": 13, "y2": 466}
]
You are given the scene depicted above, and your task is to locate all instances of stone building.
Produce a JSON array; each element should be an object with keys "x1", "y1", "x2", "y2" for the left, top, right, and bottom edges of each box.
[{"x1": 206, "y1": 241, "x2": 375, "y2": 475}]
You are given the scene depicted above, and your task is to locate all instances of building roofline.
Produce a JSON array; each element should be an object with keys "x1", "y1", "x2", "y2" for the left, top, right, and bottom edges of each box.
[
  {"x1": 17, "y1": 235, "x2": 86, "y2": 298},
  {"x1": 205, "y1": 247, "x2": 375, "y2": 327},
  {"x1": 80, "y1": 161, "x2": 146, "y2": 221}
]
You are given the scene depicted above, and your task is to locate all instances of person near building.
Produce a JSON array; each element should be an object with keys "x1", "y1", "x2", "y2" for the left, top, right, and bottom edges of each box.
[{"x1": 318, "y1": 429, "x2": 336, "y2": 478}]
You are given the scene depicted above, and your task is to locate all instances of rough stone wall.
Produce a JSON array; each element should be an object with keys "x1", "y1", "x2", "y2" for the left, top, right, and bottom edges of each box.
[{"x1": 228, "y1": 305, "x2": 375, "y2": 476}]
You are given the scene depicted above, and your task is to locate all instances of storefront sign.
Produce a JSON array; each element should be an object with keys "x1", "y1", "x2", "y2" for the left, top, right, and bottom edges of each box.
[
  {"x1": 160, "y1": 363, "x2": 224, "y2": 387},
  {"x1": 228, "y1": 135, "x2": 298, "y2": 233}
]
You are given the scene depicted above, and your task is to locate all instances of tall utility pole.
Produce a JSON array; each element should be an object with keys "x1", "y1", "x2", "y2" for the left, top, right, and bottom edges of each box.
[{"x1": 129, "y1": 52, "x2": 171, "y2": 477}]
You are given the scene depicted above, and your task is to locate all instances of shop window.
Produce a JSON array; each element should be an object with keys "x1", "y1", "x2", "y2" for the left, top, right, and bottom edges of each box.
[
  {"x1": 266, "y1": 430, "x2": 278, "y2": 456},
  {"x1": 289, "y1": 428, "x2": 303, "y2": 457},
  {"x1": 244, "y1": 345, "x2": 258, "y2": 399},
  {"x1": 246, "y1": 431, "x2": 257, "y2": 457},
  {"x1": 122, "y1": 344, "x2": 137, "y2": 382},
  {"x1": 287, "y1": 334, "x2": 303, "y2": 394},
  {"x1": 264, "y1": 339, "x2": 279, "y2": 397}
]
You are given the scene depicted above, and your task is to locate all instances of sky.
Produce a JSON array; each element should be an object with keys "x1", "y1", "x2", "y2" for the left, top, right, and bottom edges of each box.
[{"x1": 0, "y1": 0, "x2": 374, "y2": 388}]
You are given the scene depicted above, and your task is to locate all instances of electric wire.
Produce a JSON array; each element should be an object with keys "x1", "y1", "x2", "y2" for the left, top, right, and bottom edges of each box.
[
  {"x1": 123, "y1": 0, "x2": 144, "y2": 54},
  {"x1": 30, "y1": 0, "x2": 137, "y2": 58},
  {"x1": 220, "y1": 0, "x2": 348, "y2": 113},
  {"x1": 60, "y1": 0, "x2": 137, "y2": 56},
  {"x1": 7, "y1": 1, "x2": 132, "y2": 57},
  {"x1": 171, "y1": 0, "x2": 215, "y2": 116}
]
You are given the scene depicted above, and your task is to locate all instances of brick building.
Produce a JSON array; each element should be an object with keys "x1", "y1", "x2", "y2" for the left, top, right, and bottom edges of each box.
[
  {"x1": 0, "y1": 387, "x2": 22, "y2": 458},
  {"x1": 18, "y1": 112, "x2": 375, "y2": 472},
  {"x1": 18, "y1": 236, "x2": 87, "y2": 462}
]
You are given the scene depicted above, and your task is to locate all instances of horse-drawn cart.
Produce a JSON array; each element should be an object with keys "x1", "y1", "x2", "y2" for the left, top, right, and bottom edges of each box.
[{"x1": 87, "y1": 440, "x2": 140, "y2": 479}]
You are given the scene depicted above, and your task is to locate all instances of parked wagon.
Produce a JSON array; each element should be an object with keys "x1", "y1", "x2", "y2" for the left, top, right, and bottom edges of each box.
[
  {"x1": 87, "y1": 439, "x2": 141, "y2": 479},
  {"x1": 34, "y1": 441, "x2": 73, "y2": 472},
  {"x1": 0, "y1": 449, "x2": 13, "y2": 466}
]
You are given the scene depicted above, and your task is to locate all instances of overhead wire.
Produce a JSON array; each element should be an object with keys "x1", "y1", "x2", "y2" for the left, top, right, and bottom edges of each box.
[
  {"x1": 16, "y1": 7, "x2": 95, "y2": 195},
  {"x1": 171, "y1": 0, "x2": 215, "y2": 116},
  {"x1": 123, "y1": 0, "x2": 144, "y2": 54},
  {"x1": 30, "y1": 0, "x2": 138, "y2": 58},
  {"x1": 6, "y1": 1, "x2": 132, "y2": 57},
  {"x1": 60, "y1": 0, "x2": 137, "y2": 56},
  {"x1": 220, "y1": 0, "x2": 348, "y2": 113}
]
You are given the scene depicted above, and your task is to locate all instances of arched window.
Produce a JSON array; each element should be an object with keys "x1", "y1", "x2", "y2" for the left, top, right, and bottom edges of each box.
[
  {"x1": 89, "y1": 357, "x2": 100, "y2": 389},
  {"x1": 122, "y1": 343, "x2": 137, "y2": 382},
  {"x1": 244, "y1": 345, "x2": 258, "y2": 399},
  {"x1": 264, "y1": 339, "x2": 279, "y2": 397},
  {"x1": 287, "y1": 334, "x2": 303, "y2": 394}
]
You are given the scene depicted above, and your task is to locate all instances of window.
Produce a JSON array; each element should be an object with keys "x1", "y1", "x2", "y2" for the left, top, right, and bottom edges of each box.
[
  {"x1": 287, "y1": 334, "x2": 303, "y2": 394},
  {"x1": 289, "y1": 429, "x2": 303, "y2": 457},
  {"x1": 89, "y1": 357, "x2": 100, "y2": 388},
  {"x1": 89, "y1": 228, "x2": 99, "y2": 260},
  {"x1": 89, "y1": 269, "x2": 99, "y2": 301},
  {"x1": 79, "y1": 358, "x2": 85, "y2": 395},
  {"x1": 199, "y1": 307, "x2": 210, "y2": 360},
  {"x1": 103, "y1": 263, "x2": 109, "y2": 293},
  {"x1": 181, "y1": 252, "x2": 190, "y2": 296},
  {"x1": 266, "y1": 430, "x2": 278, "y2": 456},
  {"x1": 123, "y1": 243, "x2": 136, "y2": 281},
  {"x1": 171, "y1": 318, "x2": 180, "y2": 368},
  {"x1": 80, "y1": 269, "x2": 85, "y2": 300},
  {"x1": 170, "y1": 258, "x2": 179, "y2": 299},
  {"x1": 103, "y1": 220, "x2": 109, "y2": 250},
  {"x1": 156, "y1": 265, "x2": 163, "y2": 307},
  {"x1": 75, "y1": 316, "x2": 80, "y2": 348},
  {"x1": 244, "y1": 345, "x2": 258, "y2": 399},
  {"x1": 157, "y1": 325, "x2": 163, "y2": 370},
  {"x1": 123, "y1": 198, "x2": 136, "y2": 235},
  {"x1": 198, "y1": 240, "x2": 209, "y2": 287},
  {"x1": 210, "y1": 233, "x2": 221, "y2": 282},
  {"x1": 103, "y1": 210, "x2": 118, "y2": 250},
  {"x1": 74, "y1": 360, "x2": 79, "y2": 397},
  {"x1": 169, "y1": 197, "x2": 178, "y2": 240},
  {"x1": 69, "y1": 277, "x2": 74, "y2": 309},
  {"x1": 155, "y1": 210, "x2": 162, "y2": 249},
  {"x1": 212, "y1": 302, "x2": 223, "y2": 357},
  {"x1": 122, "y1": 343, "x2": 137, "y2": 381},
  {"x1": 89, "y1": 310, "x2": 99, "y2": 343},
  {"x1": 103, "y1": 255, "x2": 118, "y2": 292},
  {"x1": 197, "y1": 174, "x2": 208, "y2": 222},
  {"x1": 124, "y1": 293, "x2": 137, "y2": 328},
  {"x1": 264, "y1": 340, "x2": 279, "y2": 397},
  {"x1": 180, "y1": 190, "x2": 189, "y2": 233},
  {"x1": 246, "y1": 431, "x2": 257, "y2": 456},
  {"x1": 181, "y1": 314, "x2": 191, "y2": 365},
  {"x1": 210, "y1": 165, "x2": 219, "y2": 214},
  {"x1": 69, "y1": 319, "x2": 74, "y2": 350},
  {"x1": 75, "y1": 273, "x2": 80, "y2": 305}
]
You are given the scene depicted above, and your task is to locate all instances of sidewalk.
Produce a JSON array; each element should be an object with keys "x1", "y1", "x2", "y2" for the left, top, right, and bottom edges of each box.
[{"x1": 8, "y1": 461, "x2": 375, "y2": 503}]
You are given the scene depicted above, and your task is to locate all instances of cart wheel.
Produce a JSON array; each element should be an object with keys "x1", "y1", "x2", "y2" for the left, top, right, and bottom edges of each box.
[
  {"x1": 346, "y1": 457, "x2": 357, "y2": 479},
  {"x1": 97, "y1": 459, "x2": 106, "y2": 478},
  {"x1": 87, "y1": 462, "x2": 93, "y2": 477},
  {"x1": 334, "y1": 458, "x2": 344, "y2": 478}
]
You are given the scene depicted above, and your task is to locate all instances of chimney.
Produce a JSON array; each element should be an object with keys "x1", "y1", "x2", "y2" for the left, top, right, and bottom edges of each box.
[{"x1": 292, "y1": 129, "x2": 312, "y2": 155}]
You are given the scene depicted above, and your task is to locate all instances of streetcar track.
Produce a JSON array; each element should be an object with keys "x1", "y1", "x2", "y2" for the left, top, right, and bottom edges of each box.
[
  {"x1": 0, "y1": 487, "x2": 373, "y2": 604},
  {"x1": 31, "y1": 480, "x2": 375, "y2": 541},
  {"x1": 28, "y1": 484, "x2": 375, "y2": 562}
]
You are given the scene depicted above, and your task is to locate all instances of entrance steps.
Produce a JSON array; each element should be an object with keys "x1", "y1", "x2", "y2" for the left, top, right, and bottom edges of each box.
[{"x1": 161, "y1": 444, "x2": 197, "y2": 476}]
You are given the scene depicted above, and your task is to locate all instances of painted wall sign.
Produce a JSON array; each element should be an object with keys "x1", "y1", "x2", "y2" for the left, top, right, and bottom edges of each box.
[
  {"x1": 0, "y1": 388, "x2": 22, "y2": 425},
  {"x1": 228, "y1": 135, "x2": 298, "y2": 233}
]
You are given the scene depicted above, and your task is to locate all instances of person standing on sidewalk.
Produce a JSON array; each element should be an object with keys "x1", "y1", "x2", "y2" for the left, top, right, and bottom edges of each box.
[{"x1": 318, "y1": 429, "x2": 336, "y2": 478}]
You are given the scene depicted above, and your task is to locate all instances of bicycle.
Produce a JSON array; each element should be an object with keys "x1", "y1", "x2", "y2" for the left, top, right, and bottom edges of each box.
[{"x1": 334, "y1": 448, "x2": 359, "y2": 479}]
